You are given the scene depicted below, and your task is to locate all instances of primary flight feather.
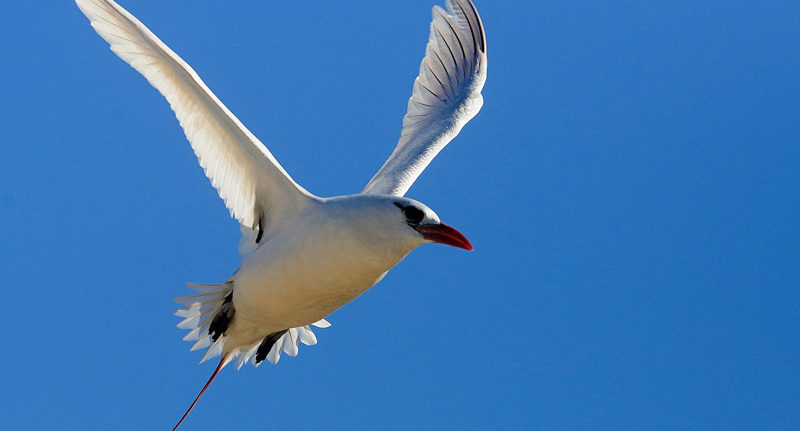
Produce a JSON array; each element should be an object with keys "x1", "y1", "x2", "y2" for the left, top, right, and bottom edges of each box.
[{"x1": 75, "y1": 0, "x2": 486, "y2": 428}]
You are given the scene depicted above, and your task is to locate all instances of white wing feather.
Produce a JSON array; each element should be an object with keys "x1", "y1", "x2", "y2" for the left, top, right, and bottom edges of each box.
[
  {"x1": 362, "y1": 0, "x2": 487, "y2": 196},
  {"x1": 76, "y1": 0, "x2": 313, "y2": 233}
]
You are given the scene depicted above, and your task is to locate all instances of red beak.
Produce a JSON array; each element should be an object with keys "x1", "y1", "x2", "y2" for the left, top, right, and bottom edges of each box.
[{"x1": 415, "y1": 223, "x2": 473, "y2": 250}]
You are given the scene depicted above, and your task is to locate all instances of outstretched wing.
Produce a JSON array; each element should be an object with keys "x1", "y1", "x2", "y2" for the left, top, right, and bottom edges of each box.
[
  {"x1": 362, "y1": 0, "x2": 487, "y2": 196},
  {"x1": 76, "y1": 0, "x2": 313, "y2": 234}
]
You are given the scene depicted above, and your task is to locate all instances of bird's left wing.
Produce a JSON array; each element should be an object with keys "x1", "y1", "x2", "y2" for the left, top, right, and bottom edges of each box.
[
  {"x1": 76, "y1": 0, "x2": 313, "y2": 235},
  {"x1": 362, "y1": 0, "x2": 486, "y2": 197}
]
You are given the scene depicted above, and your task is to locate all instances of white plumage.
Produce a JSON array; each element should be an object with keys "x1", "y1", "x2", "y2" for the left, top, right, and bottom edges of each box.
[
  {"x1": 76, "y1": 0, "x2": 312, "y2": 234},
  {"x1": 76, "y1": 0, "x2": 486, "y2": 428},
  {"x1": 364, "y1": 0, "x2": 487, "y2": 196}
]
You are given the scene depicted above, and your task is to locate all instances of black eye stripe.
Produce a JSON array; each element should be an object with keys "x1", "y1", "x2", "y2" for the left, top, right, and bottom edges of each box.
[
  {"x1": 404, "y1": 207, "x2": 424, "y2": 223},
  {"x1": 394, "y1": 202, "x2": 424, "y2": 224}
]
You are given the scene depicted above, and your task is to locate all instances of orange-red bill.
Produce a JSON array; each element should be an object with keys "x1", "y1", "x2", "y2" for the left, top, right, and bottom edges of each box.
[{"x1": 415, "y1": 223, "x2": 473, "y2": 250}]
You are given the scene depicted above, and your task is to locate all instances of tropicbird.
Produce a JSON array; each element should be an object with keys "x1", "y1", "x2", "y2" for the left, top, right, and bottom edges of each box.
[{"x1": 75, "y1": 0, "x2": 486, "y2": 428}]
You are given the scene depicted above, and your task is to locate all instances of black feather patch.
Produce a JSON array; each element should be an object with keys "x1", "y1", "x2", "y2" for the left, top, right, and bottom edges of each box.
[
  {"x1": 255, "y1": 209, "x2": 267, "y2": 244},
  {"x1": 255, "y1": 329, "x2": 288, "y2": 364},
  {"x1": 255, "y1": 226, "x2": 264, "y2": 243},
  {"x1": 208, "y1": 293, "x2": 234, "y2": 342}
]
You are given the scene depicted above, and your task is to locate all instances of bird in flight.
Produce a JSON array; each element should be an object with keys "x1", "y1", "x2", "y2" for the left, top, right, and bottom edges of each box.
[{"x1": 76, "y1": 0, "x2": 486, "y2": 428}]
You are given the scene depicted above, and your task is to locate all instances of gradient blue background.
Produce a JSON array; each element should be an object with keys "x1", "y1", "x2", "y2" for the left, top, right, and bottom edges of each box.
[{"x1": 2, "y1": 0, "x2": 798, "y2": 429}]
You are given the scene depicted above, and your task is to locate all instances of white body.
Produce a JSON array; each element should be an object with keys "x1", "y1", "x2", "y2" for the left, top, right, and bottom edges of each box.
[
  {"x1": 75, "y1": 0, "x2": 487, "y2": 369},
  {"x1": 229, "y1": 196, "x2": 426, "y2": 348}
]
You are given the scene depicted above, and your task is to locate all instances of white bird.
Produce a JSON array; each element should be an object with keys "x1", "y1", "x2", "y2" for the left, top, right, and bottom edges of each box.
[{"x1": 75, "y1": 0, "x2": 486, "y2": 428}]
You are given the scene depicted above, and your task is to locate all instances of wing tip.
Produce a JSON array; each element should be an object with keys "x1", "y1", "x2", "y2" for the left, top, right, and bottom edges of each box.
[{"x1": 448, "y1": 0, "x2": 486, "y2": 54}]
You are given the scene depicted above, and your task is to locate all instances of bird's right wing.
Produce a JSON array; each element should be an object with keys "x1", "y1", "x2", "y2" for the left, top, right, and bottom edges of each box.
[
  {"x1": 362, "y1": 0, "x2": 487, "y2": 197},
  {"x1": 76, "y1": 0, "x2": 313, "y2": 236}
]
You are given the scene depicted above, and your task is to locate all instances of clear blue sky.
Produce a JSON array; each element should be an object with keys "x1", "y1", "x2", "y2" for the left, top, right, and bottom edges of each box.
[{"x1": 2, "y1": 0, "x2": 798, "y2": 429}]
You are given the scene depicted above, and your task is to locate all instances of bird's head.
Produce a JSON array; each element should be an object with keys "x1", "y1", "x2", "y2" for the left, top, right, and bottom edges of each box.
[
  {"x1": 324, "y1": 195, "x2": 472, "y2": 253},
  {"x1": 388, "y1": 197, "x2": 472, "y2": 251}
]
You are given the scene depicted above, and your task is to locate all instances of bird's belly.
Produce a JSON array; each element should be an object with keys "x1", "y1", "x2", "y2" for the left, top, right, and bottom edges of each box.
[{"x1": 228, "y1": 241, "x2": 397, "y2": 343}]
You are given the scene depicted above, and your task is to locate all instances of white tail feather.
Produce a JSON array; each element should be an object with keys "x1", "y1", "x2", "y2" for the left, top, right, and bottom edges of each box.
[{"x1": 175, "y1": 282, "x2": 331, "y2": 368}]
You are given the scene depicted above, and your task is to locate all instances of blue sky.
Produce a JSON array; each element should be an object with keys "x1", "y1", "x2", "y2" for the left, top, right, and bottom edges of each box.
[{"x1": 2, "y1": 0, "x2": 799, "y2": 429}]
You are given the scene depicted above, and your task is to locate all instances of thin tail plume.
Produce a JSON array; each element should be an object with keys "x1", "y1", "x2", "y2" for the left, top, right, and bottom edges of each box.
[{"x1": 172, "y1": 355, "x2": 231, "y2": 431}]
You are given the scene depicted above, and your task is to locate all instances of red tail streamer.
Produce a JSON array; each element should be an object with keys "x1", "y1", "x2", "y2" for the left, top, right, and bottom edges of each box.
[{"x1": 172, "y1": 355, "x2": 229, "y2": 431}]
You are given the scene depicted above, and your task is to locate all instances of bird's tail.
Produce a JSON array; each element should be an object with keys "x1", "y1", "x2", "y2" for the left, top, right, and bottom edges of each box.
[
  {"x1": 172, "y1": 354, "x2": 232, "y2": 431},
  {"x1": 174, "y1": 282, "x2": 332, "y2": 369},
  {"x1": 174, "y1": 282, "x2": 234, "y2": 363}
]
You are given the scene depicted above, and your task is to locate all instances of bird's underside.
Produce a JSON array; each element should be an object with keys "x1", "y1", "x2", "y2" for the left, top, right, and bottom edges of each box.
[{"x1": 75, "y1": 0, "x2": 486, "y2": 429}]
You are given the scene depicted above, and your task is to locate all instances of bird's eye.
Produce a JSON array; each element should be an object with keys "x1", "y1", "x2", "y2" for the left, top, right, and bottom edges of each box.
[{"x1": 395, "y1": 202, "x2": 424, "y2": 224}]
